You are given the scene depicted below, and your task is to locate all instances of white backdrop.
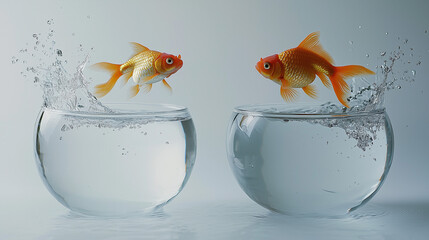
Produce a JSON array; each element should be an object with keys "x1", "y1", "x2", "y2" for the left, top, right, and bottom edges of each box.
[{"x1": 1, "y1": 0, "x2": 429, "y2": 210}]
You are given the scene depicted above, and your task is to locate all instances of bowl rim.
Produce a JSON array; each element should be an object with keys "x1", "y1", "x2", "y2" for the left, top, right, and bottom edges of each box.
[
  {"x1": 233, "y1": 103, "x2": 385, "y2": 118},
  {"x1": 41, "y1": 103, "x2": 190, "y2": 118}
]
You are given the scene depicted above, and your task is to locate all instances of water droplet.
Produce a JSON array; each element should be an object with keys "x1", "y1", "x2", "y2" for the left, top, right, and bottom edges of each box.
[
  {"x1": 404, "y1": 39, "x2": 408, "y2": 44},
  {"x1": 380, "y1": 51, "x2": 386, "y2": 56},
  {"x1": 166, "y1": 141, "x2": 169, "y2": 144},
  {"x1": 358, "y1": 25, "x2": 362, "y2": 29},
  {"x1": 34, "y1": 76, "x2": 39, "y2": 83},
  {"x1": 411, "y1": 70, "x2": 416, "y2": 76},
  {"x1": 425, "y1": 30, "x2": 428, "y2": 34},
  {"x1": 59, "y1": 137, "x2": 62, "y2": 140},
  {"x1": 348, "y1": 40, "x2": 354, "y2": 45},
  {"x1": 365, "y1": 54, "x2": 369, "y2": 58},
  {"x1": 416, "y1": 61, "x2": 421, "y2": 65},
  {"x1": 56, "y1": 49, "x2": 63, "y2": 56},
  {"x1": 36, "y1": 41, "x2": 40, "y2": 45},
  {"x1": 47, "y1": 19, "x2": 53, "y2": 25},
  {"x1": 71, "y1": 33, "x2": 75, "y2": 36},
  {"x1": 32, "y1": 33, "x2": 38, "y2": 39},
  {"x1": 385, "y1": 32, "x2": 389, "y2": 35},
  {"x1": 87, "y1": 15, "x2": 91, "y2": 19}
]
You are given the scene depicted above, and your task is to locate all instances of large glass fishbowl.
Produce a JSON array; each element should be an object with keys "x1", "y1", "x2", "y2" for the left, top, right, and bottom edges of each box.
[
  {"x1": 226, "y1": 104, "x2": 393, "y2": 217},
  {"x1": 34, "y1": 103, "x2": 196, "y2": 216}
]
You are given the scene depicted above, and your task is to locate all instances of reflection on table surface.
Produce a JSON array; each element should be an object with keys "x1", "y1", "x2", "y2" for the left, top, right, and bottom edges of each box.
[{"x1": 2, "y1": 198, "x2": 429, "y2": 240}]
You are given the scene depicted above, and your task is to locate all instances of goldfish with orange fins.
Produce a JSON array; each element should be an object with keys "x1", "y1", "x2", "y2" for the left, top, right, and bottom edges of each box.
[
  {"x1": 255, "y1": 32, "x2": 375, "y2": 108},
  {"x1": 92, "y1": 42, "x2": 183, "y2": 98}
]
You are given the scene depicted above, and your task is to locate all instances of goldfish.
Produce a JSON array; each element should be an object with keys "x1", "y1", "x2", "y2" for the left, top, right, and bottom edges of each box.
[
  {"x1": 92, "y1": 42, "x2": 183, "y2": 98},
  {"x1": 255, "y1": 32, "x2": 375, "y2": 108}
]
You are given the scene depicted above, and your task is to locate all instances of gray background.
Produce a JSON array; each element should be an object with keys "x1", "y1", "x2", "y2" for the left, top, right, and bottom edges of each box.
[{"x1": 1, "y1": 0, "x2": 429, "y2": 238}]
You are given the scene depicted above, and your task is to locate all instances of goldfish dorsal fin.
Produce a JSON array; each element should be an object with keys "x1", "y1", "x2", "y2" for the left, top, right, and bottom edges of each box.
[
  {"x1": 297, "y1": 32, "x2": 334, "y2": 64},
  {"x1": 129, "y1": 42, "x2": 150, "y2": 54}
]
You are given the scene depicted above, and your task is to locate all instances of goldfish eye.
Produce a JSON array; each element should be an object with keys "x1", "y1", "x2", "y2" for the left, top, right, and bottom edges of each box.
[
  {"x1": 166, "y1": 57, "x2": 174, "y2": 65},
  {"x1": 264, "y1": 62, "x2": 271, "y2": 70}
]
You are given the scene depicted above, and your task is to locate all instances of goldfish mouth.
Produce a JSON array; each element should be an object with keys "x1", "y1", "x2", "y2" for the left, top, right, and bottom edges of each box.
[
  {"x1": 256, "y1": 64, "x2": 271, "y2": 79},
  {"x1": 255, "y1": 64, "x2": 263, "y2": 75}
]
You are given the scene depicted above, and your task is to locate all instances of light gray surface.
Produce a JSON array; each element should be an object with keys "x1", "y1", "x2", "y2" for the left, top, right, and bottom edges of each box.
[
  {"x1": 1, "y1": 0, "x2": 429, "y2": 239},
  {"x1": 2, "y1": 196, "x2": 429, "y2": 240}
]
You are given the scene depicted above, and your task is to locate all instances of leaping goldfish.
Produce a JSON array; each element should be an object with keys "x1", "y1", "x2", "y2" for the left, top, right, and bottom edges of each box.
[
  {"x1": 92, "y1": 43, "x2": 183, "y2": 98},
  {"x1": 255, "y1": 32, "x2": 375, "y2": 108}
]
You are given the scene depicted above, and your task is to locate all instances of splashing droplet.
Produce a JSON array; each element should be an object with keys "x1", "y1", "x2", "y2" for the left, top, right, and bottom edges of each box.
[
  {"x1": 34, "y1": 76, "x2": 39, "y2": 83},
  {"x1": 47, "y1": 19, "x2": 53, "y2": 25},
  {"x1": 380, "y1": 52, "x2": 386, "y2": 56},
  {"x1": 385, "y1": 32, "x2": 389, "y2": 35},
  {"x1": 56, "y1": 49, "x2": 63, "y2": 56},
  {"x1": 32, "y1": 34, "x2": 38, "y2": 39},
  {"x1": 411, "y1": 70, "x2": 416, "y2": 76},
  {"x1": 348, "y1": 41, "x2": 354, "y2": 45}
]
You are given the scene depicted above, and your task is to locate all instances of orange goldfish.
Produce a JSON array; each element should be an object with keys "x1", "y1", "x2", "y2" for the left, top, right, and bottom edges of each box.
[
  {"x1": 92, "y1": 42, "x2": 183, "y2": 98},
  {"x1": 255, "y1": 32, "x2": 375, "y2": 108}
]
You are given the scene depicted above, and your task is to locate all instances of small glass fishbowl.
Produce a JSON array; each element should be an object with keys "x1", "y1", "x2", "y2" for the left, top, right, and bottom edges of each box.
[
  {"x1": 226, "y1": 104, "x2": 393, "y2": 217},
  {"x1": 34, "y1": 103, "x2": 196, "y2": 216}
]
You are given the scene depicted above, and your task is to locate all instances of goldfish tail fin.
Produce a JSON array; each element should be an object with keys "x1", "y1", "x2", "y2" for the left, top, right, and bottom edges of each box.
[
  {"x1": 330, "y1": 65, "x2": 375, "y2": 108},
  {"x1": 92, "y1": 62, "x2": 122, "y2": 98}
]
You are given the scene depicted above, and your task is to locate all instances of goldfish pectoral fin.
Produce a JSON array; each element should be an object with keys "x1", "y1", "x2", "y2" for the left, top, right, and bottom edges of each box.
[
  {"x1": 162, "y1": 79, "x2": 173, "y2": 94},
  {"x1": 140, "y1": 72, "x2": 160, "y2": 83},
  {"x1": 129, "y1": 85, "x2": 140, "y2": 98},
  {"x1": 144, "y1": 73, "x2": 160, "y2": 81},
  {"x1": 280, "y1": 86, "x2": 299, "y2": 102},
  {"x1": 132, "y1": 66, "x2": 144, "y2": 83},
  {"x1": 121, "y1": 71, "x2": 133, "y2": 87},
  {"x1": 317, "y1": 72, "x2": 332, "y2": 89},
  {"x1": 297, "y1": 32, "x2": 334, "y2": 64},
  {"x1": 141, "y1": 83, "x2": 153, "y2": 94},
  {"x1": 302, "y1": 85, "x2": 318, "y2": 99}
]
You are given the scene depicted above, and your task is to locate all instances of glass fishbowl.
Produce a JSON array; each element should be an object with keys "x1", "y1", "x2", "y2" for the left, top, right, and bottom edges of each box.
[
  {"x1": 226, "y1": 104, "x2": 393, "y2": 217},
  {"x1": 34, "y1": 103, "x2": 196, "y2": 216}
]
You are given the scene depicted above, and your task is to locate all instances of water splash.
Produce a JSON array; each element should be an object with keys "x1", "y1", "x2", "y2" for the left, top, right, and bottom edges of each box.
[
  {"x1": 284, "y1": 34, "x2": 422, "y2": 150},
  {"x1": 13, "y1": 19, "x2": 110, "y2": 113}
]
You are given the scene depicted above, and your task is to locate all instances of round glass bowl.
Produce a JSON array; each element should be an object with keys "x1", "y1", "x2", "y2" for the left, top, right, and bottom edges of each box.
[
  {"x1": 226, "y1": 104, "x2": 393, "y2": 217},
  {"x1": 34, "y1": 103, "x2": 196, "y2": 216}
]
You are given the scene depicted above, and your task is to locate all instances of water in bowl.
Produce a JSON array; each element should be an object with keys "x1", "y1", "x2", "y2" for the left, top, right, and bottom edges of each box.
[
  {"x1": 227, "y1": 105, "x2": 393, "y2": 216},
  {"x1": 35, "y1": 105, "x2": 196, "y2": 216}
]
